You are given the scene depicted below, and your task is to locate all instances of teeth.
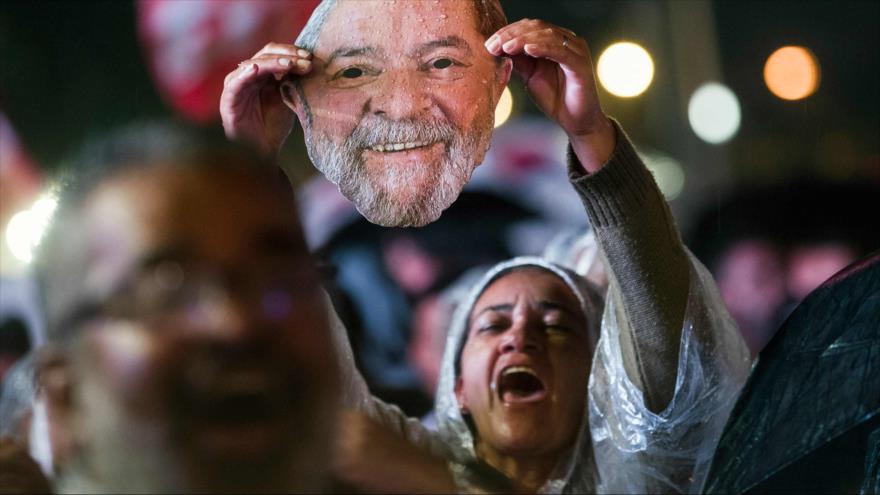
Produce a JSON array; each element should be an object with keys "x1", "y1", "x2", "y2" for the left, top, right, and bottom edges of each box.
[
  {"x1": 370, "y1": 141, "x2": 431, "y2": 152},
  {"x1": 502, "y1": 366, "x2": 537, "y2": 377}
]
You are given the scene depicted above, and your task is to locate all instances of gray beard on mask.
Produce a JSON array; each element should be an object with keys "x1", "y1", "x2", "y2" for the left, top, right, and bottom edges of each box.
[{"x1": 303, "y1": 110, "x2": 494, "y2": 227}]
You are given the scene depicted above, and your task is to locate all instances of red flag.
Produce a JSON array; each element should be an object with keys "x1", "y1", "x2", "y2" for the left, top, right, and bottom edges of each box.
[{"x1": 137, "y1": 0, "x2": 319, "y2": 123}]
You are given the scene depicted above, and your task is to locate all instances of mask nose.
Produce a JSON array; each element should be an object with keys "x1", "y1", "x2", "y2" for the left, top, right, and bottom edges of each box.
[{"x1": 368, "y1": 69, "x2": 431, "y2": 120}]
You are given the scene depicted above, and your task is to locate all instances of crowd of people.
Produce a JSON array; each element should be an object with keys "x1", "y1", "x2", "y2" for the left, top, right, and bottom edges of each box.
[{"x1": 1, "y1": 1, "x2": 876, "y2": 493}]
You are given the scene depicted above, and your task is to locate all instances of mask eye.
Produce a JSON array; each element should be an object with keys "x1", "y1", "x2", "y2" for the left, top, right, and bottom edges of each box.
[
  {"x1": 329, "y1": 65, "x2": 381, "y2": 88},
  {"x1": 421, "y1": 56, "x2": 467, "y2": 81},
  {"x1": 341, "y1": 67, "x2": 364, "y2": 78},
  {"x1": 432, "y1": 58, "x2": 453, "y2": 69}
]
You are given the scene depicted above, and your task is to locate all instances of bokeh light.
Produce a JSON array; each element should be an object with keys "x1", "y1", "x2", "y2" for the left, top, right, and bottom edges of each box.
[
  {"x1": 688, "y1": 82, "x2": 741, "y2": 144},
  {"x1": 5, "y1": 189, "x2": 59, "y2": 264},
  {"x1": 494, "y1": 86, "x2": 514, "y2": 128},
  {"x1": 596, "y1": 42, "x2": 655, "y2": 98},
  {"x1": 764, "y1": 46, "x2": 820, "y2": 101},
  {"x1": 642, "y1": 153, "x2": 686, "y2": 200}
]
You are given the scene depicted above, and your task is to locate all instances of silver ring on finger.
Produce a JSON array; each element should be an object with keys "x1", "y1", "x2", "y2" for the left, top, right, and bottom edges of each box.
[{"x1": 562, "y1": 36, "x2": 570, "y2": 49}]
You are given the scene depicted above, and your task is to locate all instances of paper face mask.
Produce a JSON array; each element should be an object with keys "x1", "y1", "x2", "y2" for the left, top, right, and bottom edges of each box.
[{"x1": 283, "y1": 0, "x2": 510, "y2": 227}]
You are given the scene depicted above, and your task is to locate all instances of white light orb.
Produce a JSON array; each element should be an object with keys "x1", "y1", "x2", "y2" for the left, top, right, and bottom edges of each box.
[
  {"x1": 646, "y1": 156, "x2": 686, "y2": 200},
  {"x1": 4, "y1": 191, "x2": 59, "y2": 264},
  {"x1": 688, "y1": 82, "x2": 741, "y2": 144}
]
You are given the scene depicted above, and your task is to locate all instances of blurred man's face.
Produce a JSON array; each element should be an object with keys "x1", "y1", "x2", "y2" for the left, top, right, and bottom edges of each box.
[
  {"x1": 55, "y1": 163, "x2": 338, "y2": 492},
  {"x1": 286, "y1": 0, "x2": 511, "y2": 227},
  {"x1": 455, "y1": 269, "x2": 591, "y2": 464}
]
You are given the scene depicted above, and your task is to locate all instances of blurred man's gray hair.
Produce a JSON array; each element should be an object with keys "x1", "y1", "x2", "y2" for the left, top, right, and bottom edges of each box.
[{"x1": 0, "y1": 353, "x2": 37, "y2": 442}]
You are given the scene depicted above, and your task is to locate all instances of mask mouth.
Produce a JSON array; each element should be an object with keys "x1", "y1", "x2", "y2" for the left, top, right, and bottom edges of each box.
[
  {"x1": 496, "y1": 365, "x2": 547, "y2": 404},
  {"x1": 368, "y1": 140, "x2": 436, "y2": 153}
]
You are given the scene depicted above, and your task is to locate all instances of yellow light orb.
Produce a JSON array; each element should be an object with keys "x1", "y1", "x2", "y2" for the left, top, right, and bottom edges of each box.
[
  {"x1": 764, "y1": 46, "x2": 820, "y2": 100},
  {"x1": 494, "y1": 86, "x2": 514, "y2": 128},
  {"x1": 597, "y1": 42, "x2": 655, "y2": 98}
]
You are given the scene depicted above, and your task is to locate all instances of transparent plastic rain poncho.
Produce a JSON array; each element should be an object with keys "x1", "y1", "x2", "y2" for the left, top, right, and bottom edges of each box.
[
  {"x1": 326, "y1": 247, "x2": 750, "y2": 493},
  {"x1": 432, "y1": 251, "x2": 752, "y2": 493}
]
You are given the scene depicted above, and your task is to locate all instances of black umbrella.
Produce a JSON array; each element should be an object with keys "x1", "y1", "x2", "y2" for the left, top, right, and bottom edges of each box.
[{"x1": 705, "y1": 250, "x2": 880, "y2": 494}]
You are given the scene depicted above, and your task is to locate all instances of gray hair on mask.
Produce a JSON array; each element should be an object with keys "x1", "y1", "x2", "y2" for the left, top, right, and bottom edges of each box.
[
  {"x1": 295, "y1": 0, "x2": 338, "y2": 50},
  {"x1": 294, "y1": 0, "x2": 507, "y2": 50}
]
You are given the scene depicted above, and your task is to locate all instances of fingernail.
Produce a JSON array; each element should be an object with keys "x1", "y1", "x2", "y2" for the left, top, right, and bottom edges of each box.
[
  {"x1": 279, "y1": 58, "x2": 291, "y2": 67},
  {"x1": 484, "y1": 35, "x2": 500, "y2": 52},
  {"x1": 502, "y1": 39, "x2": 517, "y2": 51},
  {"x1": 297, "y1": 49, "x2": 311, "y2": 58},
  {"x1": 296, "y1": 58, "x2": 311, "y2": 68}
]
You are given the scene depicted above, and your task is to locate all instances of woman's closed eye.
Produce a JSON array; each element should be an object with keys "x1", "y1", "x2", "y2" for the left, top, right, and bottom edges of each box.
[
  {"x1": 543, "y1": 314, "x2": 578, "y2": 334},
  {"x1": 545, "y1": 323, "x2": 573, "y2": 334},
  {"x1": 474, "y1": 317, "x2": 509, "y2": 334}
]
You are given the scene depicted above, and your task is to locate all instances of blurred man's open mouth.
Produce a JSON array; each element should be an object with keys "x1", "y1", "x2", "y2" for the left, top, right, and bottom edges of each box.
[
  {"x1": 184, "y1": 370, "x2": 285, "y2": 422},
  {"x1": 173, "y1": 364, "x2": 302, "y2": 458},
  {"x1": 496, "y1": 365, "x2": 548, "y2": 404}
]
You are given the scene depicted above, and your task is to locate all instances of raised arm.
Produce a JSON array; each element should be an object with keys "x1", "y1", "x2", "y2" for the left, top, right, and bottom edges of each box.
[{"x1": 485, "y1": 19, "x2": 688, "y2": 412}]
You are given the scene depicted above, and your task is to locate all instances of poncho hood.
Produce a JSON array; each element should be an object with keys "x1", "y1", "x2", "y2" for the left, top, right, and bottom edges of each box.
[{"x1": 434, "y1": 256, "x2": 604, "y2": 492}]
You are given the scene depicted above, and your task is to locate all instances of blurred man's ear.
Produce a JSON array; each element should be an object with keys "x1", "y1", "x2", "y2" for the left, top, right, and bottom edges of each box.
[
  {"x1": 36, "y1": 347, "x2": 71, "y2": 412},
  {"x1": 280, "y1": 79, "x2": 306, "y2": 125},
  {"x1": 35, "y1": 346, "x2": 77, "y2": 467}
]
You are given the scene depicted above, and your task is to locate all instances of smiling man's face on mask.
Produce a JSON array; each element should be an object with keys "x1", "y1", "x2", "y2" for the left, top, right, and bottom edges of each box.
[{"x1": 283, "y1": 0, "x2": 511, "y2": 227}]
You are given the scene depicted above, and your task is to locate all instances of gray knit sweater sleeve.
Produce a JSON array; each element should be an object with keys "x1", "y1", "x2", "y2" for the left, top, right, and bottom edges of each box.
[{"x1": 567, "y1": 121, "x2": 690, "y2": 413}]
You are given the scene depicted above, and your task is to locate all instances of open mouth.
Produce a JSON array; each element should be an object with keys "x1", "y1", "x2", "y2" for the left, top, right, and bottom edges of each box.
[
  {"x1": 175, "y1": 367, "x2": 297, "y2": 427},
  {"x1": 367, "y1": 141, "x2": 437, "y2": 153},
  {"x1": 497, "y1": 365, "x2": 547, "y2": 404},
  {"x1": 172, "y1": 366, "x2": 305, "y2": 459}
]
